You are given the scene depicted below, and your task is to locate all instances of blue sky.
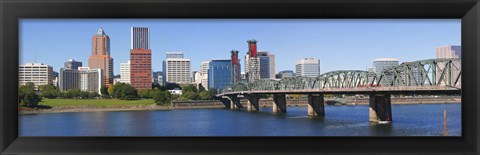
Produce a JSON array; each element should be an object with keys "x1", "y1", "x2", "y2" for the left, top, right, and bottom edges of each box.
[{"x1": 20, "y1": 19, "x2": 460, "y2": 75}]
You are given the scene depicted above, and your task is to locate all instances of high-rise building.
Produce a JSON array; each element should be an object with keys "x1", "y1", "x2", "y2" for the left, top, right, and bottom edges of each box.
[
  {"x1": 208, "y1": 60, "x2": 232, "y2": 91},
  {"x1": 19, "y1": 63, "x2": 53, "y2": 87},
  {"x1": 59, "y1": 68, "x2": 80, "y2": 91},
  {"x1": 276, "y1": 70, "x2": 295, "y2": 79},
  {"x1": 295, "y1": 58, "x2": 320, "y2": 77},
  {"x1": 64, "y1": 59, "x2": 82, "y2": 70},
  {"x1": 59, "y1": 67, "x2": 102, "y2": 94},
  {"x1": 120, "y1": 61, "x2": 131, "y2": 84},
  {"x1": 78, "y1": 67, "x2": 103, "y2": 94},
  {"x1": 131, "y1": 27, "x2": 150, "y2": 50},
  {"x1": 88, "y1": 28, "x2": 114, "y2": 87},
  {"x1": 130, "y1": 27, "x2": 152, "y2": 89},
  {"x1": 164, "y1": 52, "x2": 191, "y2": 84},
  {"x1": 257, "y1": 51, "x2": 275, "y2": 79},
  {"x1": 230, "y1": 50, "x2": 241, "y2": 84},
  {"x1": 245, "y1": 39, "x2": 260, "y2": 82},
  {"x1": 373, "y1": 58, "x2": 399, "y2": 86},
  {"x1": 436, "y1": 45, "x2": 461, "y2": 86},
  {"x1": 201, "y1": 61, "x2": 210, "y2": 90}
]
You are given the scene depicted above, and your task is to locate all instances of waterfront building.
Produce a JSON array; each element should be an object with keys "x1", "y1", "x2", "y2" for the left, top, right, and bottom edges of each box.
[
  {"x1": 59, "y1": 67, "x2": 103, "y2": 94},
  {"x1": 257, "y1": 51, "x2": 275, "y2": 79},
  {"x1": 78, "y1": 67, "x2": 103, "y2": 94},
  {"x1": 164, "y1": 52, "x2": 191, "y2": 84},
  {"x1": 120, "y1": 61, "x2": 130, "y2": 84},
  {"x1": 295, "y1": 58, "x2": 320, "y2": 77},
  {"x1": 158, "y1": 74, "x2": 164, "y2": 86},
  {"x1": 52, "y1": 71, "x2": 59, "y2": 87},
  {"x1": 201, "y1": 61, "x2": 210, "y2": 90},
  {"x1": 113, "y1": 77, "x2": 121, "y2": 84},
  {"x1": 88, "y1": 28, "x2": 114, "y2": 87},
  {"x1": 208, "y1": 60, "x2": 232, "y2": 92},
  {"x1": 275, "y1": 70, "x2": 295, "y2": 79},
  {"x1": 59, "y1": 68, "x2": 80, "y2": 91},
  {"x1": 436, "y1": 45, "x2": 461, "y2": 86},
  {"x1": 64, "y1": 59, "x2": 82, "y2": 70},
  {"x1": 130, "y1": 27, "x2": 152, "y2": 89},
  {"x1": 245, "y1": 39, "x2": 260, "y2": 82},
  {"x1": 373, "y1": 58, "x2": 399, "y2": 86},
  {"x1": 19, "y1": 63, "x2": 53, "y2": 87}
]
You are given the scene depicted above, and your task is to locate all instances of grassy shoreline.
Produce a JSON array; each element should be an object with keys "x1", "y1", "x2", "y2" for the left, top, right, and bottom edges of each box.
[{"x1": 19, "y1": 98, "x2": 461, "y2": 115}]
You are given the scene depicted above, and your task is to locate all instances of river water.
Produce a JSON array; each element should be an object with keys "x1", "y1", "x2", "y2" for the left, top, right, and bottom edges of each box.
[{"x1": 19, "y1": 103, "x2": 461, "y2": 136}]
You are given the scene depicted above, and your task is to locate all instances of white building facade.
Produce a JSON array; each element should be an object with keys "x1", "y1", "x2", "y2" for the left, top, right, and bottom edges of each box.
[
  {"x1": 120, "y1": 61, "x2": 131, "y2": 84},
  {"x1": 19, "y1": 63, "x2": 53, "y2": 87},
  {"x1": 295, "y1": 58, "x2": 320, "y2": 77}
]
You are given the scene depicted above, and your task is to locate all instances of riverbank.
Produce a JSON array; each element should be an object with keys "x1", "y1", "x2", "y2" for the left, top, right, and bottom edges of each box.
[{"x1": 19, "y1": 97, "x2": 461, "y2": 114}]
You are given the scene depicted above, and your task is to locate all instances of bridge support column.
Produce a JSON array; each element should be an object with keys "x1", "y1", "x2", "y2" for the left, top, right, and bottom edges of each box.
[
  {"x1": 220, "y1": 99, "x2": 231, "y2": 109},
  {"x1": 273, "y1": 94, "x2": 287, "y2": 113},
  {"x1": 246, "y1": 95, "x2": 260, "y2": 111},
  {"x1": 226, "y1": 95, "x2": 241, "y2": 110},
  {"x1": 369, "y1": 94, "x2": 392, "y2": 123},
  {"x1": 307, "y1": 94, "x2": 325, "y2": 116}
]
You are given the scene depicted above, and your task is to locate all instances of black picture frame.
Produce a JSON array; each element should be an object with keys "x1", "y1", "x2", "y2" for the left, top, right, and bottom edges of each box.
[{"x1": 1, "y1": 0, "x2": 479, "y2": 154}]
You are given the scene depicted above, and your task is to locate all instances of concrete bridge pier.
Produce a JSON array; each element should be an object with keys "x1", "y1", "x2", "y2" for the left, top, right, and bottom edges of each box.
[
  {"x1": 226, "y1": 95, "x2": 242, "y2": 110},
  {"x1": 272, "y1": 94, "x2": 287, "y2": 113},
  {"x1": 369, "y1": 94, "x2": 392, "y2": 123},
  {"x1": 307, "y1": 94, "x2": 325, "y2": 116},
  {"x1": 246, "y1": 95, "x2": 260, "y2": 111}
]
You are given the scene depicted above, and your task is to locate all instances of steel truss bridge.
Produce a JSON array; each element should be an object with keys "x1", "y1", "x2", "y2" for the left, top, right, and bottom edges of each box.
[{"x1": 216, "y1": 58, "x2": 461, "y2": 123}]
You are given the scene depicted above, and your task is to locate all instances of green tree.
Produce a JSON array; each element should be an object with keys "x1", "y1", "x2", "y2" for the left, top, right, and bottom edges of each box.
[
  {"x1": 110, "y1": 83, "x2": 138, "y2": 100},
  {"x1": 164, "y1": 83, "x2": 181, "y2": 90},
  {"x1": 38, "y1": 84, "x2": 59, "y2": 99},
  {"x1": 108, "y1": 85, "x2": 115, "y2": 98},
  {"x1": 198, "y1": 91, "x2": 211, "y2": 100},
  {"x1": 100, "y1": 85, "x2": 109, "y2": 98},
  {"x1": 138, "y1": 89, "x2": 152, "y2": 99},
  {"x1": 182, "y1": 85, "x2": 198, "y2": 93},
  {"x1": 181, "y1": 91, "x2": 198, "y2": 100},
  {"x1": 198, "y1": 84, "x2": 206, "y2": 92},
  {"x1": 65, "y1": 89, "x2": 82, "y2": 99},
  {"x1": 23, "y1": 92, "x2": 42, "y2": 107},
  {"x1": 153, "y1": 91, "x2": 171, "y2": 105}
]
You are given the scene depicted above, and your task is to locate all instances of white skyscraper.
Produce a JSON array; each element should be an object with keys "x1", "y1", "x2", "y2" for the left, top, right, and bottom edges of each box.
[
  {"x1": 201, "y1": 61, "x2": 210, "y2": 90},
  {"x1": 164, "y1": 52, "x2": 191, "y2": 84},
  {"x1": 120, "y1": 61, "x2": 131, "y2": 84},
  {"x1": 19, "y1": 63, "x2": 53, "y2": 87},
  {"x1": 295, "y1": 58, "x2": 320, "y2": 77}
]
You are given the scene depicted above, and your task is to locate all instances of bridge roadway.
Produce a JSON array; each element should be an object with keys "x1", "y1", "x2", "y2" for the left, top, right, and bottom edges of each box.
[{"x1": 217, "y1": 86, "x2": 461, "y2": 123}]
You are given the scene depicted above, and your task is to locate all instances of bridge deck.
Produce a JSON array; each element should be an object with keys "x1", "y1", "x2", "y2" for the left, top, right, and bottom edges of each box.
[{"x1": 217, "y1": 86, "x2": 461, "y2": 97}]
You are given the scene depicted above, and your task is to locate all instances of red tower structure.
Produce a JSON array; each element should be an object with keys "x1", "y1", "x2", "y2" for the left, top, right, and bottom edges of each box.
[
  {"x1": 247, "y1": 39, "x2": 258, "y2": 58},
  {"x1": 231, "y1": 50, "x2": 241, "y2": 84},
  {"x1": 246, "y1": 39, "x2": 260, "y2": 82}
]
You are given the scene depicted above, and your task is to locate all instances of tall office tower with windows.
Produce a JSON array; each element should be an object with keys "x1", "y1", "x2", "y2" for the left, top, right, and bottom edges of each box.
[
  {"x1": 19, "y1": 63, "x2": 53, "y2": 87},
  {"x1": 64, "y1": 59, "x2": 82, "y2": 70},
  {"x1": 245, "y1": 39, "x2": 260, "y2": 82},
  {"x1": 257, "y1": 51, "x2": 275, "y2": 79},
  {"x1": 201, "y1": 61, "x2": 210, "y2": 90},
  {"x1": 164, "y1": 52, "x2": 191, "y2": 84},
  {"x1": 120, "y1": 61, "x2": 131, "y2": 84},
  {"x1": 88, "y1": 28, "x2": 114, "y2": 87},
  {"x1": 130, "y1": 27, "x2": 152, "y2": 89},
  {"x1": 436, "y1": 45, "x2": 461, "y2": 86},
  {"x1": 208, "y1": 60, "x2": 232, "y2": 92},
  {"x1": 295, "y1": 58, "x2": 320, "y2": 77}
]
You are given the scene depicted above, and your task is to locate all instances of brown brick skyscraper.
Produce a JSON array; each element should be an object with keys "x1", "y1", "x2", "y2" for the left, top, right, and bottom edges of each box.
[
  {"x1": 130, "y1": 27, "x2": 152, "y2": 89},
  {"x1": 88, "y1": 28, "x2": 114, "y2": 87}
]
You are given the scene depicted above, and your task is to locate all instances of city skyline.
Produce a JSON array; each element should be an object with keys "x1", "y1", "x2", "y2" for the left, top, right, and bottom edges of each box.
[{"x1": 20, "y1": 19, "x2": 461, "y2": 75}]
